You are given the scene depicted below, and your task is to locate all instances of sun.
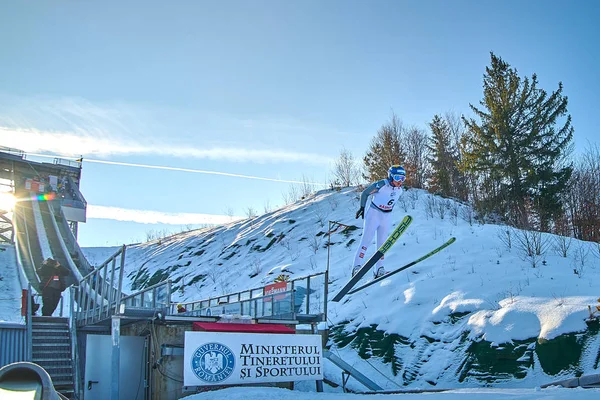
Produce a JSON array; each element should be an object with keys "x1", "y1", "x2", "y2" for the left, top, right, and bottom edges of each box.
[{"x1": 0, "y1": 192, "x2": 16, "y2": 212}]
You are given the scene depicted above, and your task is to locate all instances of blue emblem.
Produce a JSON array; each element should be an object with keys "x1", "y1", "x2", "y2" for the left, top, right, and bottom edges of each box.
[{"x1": 191, "y1": 342, "x2": 235, "y2": 383}]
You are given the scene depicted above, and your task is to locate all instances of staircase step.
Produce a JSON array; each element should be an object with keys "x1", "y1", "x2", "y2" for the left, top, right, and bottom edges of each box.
[
  {"x1": 33, "y1": 325, "x2": 70, "y2": 331},
  {"x1": 38, "y1": 367, "x2": 73, "y2": 375},
  {"x1": 32, "y1": 334, "x2": 71, "y2": 340},
  {"x1": 32, "y1": 316, "x2": 69, "y2": 324},
  {"x1": 33, "y1": 346, "x2": 70, "y2": 352},
  {"x1": 32, "y1": 345, "x2": 71, "y2": 352},
  {"x1": 32, "y1": 333, "x2": 70, "y2": 339},
  {"x1": 32, "y1": 340, "x2": 71, "y2": 346},
  {"x1": 33, "y1": 357, "x2": 72, "y2": 363},
  {"x1": 33, "y1": 344, "x2": 71, "y2": 350},
  {"x1": 32, "y1": 337, "x2": 69, "y2": 341},
  {"x1": 51, "y1": 379, "x2": 74, "y2": 387},
  {"x1": 32, "y1": 326, "x2": 70, "y2": 332},
  {"x1": 35, "y1": 368, "x2": 72, "y2": 378},
  {"x1": 33, "y1": 356, "x2": 71, "y2": 363},
  {"x1": 32, "y1": 325, "x2": 70, "y2": 331},
  {"x1": 30, "y1": 317, "x2": 75, "y2": 397},
  {"x1": 44, "y1": 373, "x2": 73, "y2": 380},
  {"x1": 32, "y1": 323, "x2": 70, "y2": 328},
  {"x1": 36, "y1": 368, "x2": 73, "y2": 377}
]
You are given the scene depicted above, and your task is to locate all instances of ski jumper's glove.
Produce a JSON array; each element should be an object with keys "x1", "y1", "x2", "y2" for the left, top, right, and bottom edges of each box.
[{"x1": 356, "y1": 207, "x2": 365, "y2": 219}]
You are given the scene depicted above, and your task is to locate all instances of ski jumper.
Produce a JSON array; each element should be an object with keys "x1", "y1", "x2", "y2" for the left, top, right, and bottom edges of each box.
[{"x1": 353, "y1": 179, "x2": 403, "y2": 271}]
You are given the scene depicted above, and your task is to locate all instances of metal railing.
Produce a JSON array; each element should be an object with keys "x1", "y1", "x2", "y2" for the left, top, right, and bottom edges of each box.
[
  {"x1": 74, "y1": 245, "x2": 126, "y2": 326},
  {"x1": 120, "y1": 281, "x2": 172, "y2": 313},
  {"x1": 173, "y1": 272, "x2": 326, "y2": 322},
  {"x1": 53, "y1": 157, "x2": 82, "y2": 170},
  {"x1": 0, "y1": 146, "x2": 24, "y2": 158},
  {"x1": 74, "y1": 244, "x2": 172, "y2": 326}
]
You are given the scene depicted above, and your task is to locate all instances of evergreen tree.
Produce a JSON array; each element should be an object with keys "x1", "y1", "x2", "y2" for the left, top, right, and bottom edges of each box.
[
  {"x1": 363, "y1": 114, "x2": 405, "y2": 181},
  {"x1": 427, "y1": 115, "x2": 454, "y2": 197},
  {"x1": 462, "y1": 53, "x2": 573, "y2": 229}
]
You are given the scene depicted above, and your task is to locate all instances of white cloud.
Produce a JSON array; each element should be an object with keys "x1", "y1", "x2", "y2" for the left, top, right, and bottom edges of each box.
[
  {"x1": 0, "y1": 95, "x2": 334, "y2": 165},
  {"x1": 88, "y1": 205, "x2": 245, "y2": 225},
  {"x1": 0, "y1": 126, "x2": 332, "y2": 164}
]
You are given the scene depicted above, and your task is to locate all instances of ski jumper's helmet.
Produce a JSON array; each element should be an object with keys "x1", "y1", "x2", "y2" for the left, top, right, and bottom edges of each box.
[{"x1": 388, "y1": 165, "x2": 406, "y2": 183}]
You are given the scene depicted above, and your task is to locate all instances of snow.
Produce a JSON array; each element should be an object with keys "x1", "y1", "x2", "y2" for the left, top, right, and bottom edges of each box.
[
  {"x1": 3, "y1": 187, "x2": 600, "y2": 394},
  {"x1": 0, "y1": 243, "x2": 24, "y2": 324},
  {"x1": 84, "y1": 187, "x2": 600, "y2": 390}
]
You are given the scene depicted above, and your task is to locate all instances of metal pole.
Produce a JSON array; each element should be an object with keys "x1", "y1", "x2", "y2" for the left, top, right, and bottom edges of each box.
[
  {"x1": 325, "y1": 221, "x2": 335, "y2": 323},
  {"x1": 326, "y1": 221, "x2": 333, "y2": 274},
  {"x1": 111, "y1": 316, "x2": 121, "y2": 400},
  {"x1": 115, "y1": 245, "x2": 126, "y2": 314},
  {"x1": 26, "y1": 284, "x2": 32, "y2": 361}
]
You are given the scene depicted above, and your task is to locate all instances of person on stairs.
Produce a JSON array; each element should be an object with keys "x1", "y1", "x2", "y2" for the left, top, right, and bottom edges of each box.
[
  {"x1": 37, "y1": 258, "x2": 69, "y2": 316},
  {"x1": 353, "y1": 165, "x2": 406, "y2": 278}
]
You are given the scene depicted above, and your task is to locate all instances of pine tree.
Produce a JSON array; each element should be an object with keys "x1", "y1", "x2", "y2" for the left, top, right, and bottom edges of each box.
[
  {"x1": 427, "y1": 115, "x2": 455, "y2": 197},
  {"x1": 462, "y1": 53, "x2": 573, "y2": 229}
]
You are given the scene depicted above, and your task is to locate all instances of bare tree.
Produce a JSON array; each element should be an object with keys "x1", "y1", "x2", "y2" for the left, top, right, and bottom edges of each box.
[
  {"x1": 404, "y1": 126, "x2": 430, "y2": 189},
  {"x1": 263, "y1": 200, "x2": 272, "y2": 214},
  {"x1": 514, "y1": 229, "x2": 549, "y2": 268},
  {"x1": 299, "y1": 174, "x2": 315, "y2": 199},
  {"x1": 245, "y1": 206, "x2": 257, "y2": 219},
  {"x1": 331, "y1": 147, "x2": 360, "y2": 187},
  {"x1": 224, "y1": 207, "x2": 235, "y2": 220},
  {"x1": 563, "y1": 144, "x2": 600, "y2": 242},
  {"x1": 553, "y1": 235, "x2": 572, "y2": 258},
  {"x1": 282, "y1": 184, "x2": 301, "y2": 205}
]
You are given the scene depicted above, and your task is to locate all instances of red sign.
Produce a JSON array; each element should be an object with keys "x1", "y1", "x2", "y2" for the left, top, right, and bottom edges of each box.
[{"x1": 263, "y1": 281, "x2": 287, "y2": 302}]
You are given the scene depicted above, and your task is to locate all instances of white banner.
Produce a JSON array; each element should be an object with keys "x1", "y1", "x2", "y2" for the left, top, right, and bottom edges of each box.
[{"x1": 184, "y1": 331, "x2": 323, "y2": 386}]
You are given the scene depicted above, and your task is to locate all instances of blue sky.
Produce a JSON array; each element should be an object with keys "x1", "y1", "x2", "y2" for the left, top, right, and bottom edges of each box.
[{"x1": 0, "y1": 0, "x2": 598, "y2": 247}]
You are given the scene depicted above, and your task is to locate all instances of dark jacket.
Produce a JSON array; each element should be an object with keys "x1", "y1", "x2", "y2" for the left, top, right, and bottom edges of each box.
[{"x1": 37, "y1": 259, "x2": 70, "y2": 291}]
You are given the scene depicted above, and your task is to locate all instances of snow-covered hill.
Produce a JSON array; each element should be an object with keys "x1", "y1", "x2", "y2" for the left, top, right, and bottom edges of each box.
[{"x1": 83, "y1": 187, "x2": 600, "y2": 391}]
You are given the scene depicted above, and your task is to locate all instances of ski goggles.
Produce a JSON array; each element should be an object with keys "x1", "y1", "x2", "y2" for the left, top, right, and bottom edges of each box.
[{"x1": 391, "y1": 174, "x2": 406, "y2": 182}]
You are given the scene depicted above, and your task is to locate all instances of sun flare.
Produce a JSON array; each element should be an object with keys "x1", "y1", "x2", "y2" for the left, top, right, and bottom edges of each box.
[{"x1": 0, "y1": 192, "x2": 16, "y2": 212}]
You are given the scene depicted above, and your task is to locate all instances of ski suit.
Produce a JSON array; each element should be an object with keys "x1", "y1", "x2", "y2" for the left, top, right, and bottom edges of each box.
[{"x1": 353, "y1": 179, "x2": 403, "y2": 273}]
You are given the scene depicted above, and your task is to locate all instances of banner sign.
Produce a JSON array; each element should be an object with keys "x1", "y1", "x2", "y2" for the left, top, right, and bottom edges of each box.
[
  {"x1": 263, "y1": 281, "x2": 288, "y2": 302},
  {"x1": 202, "y1": 302, "x2": 242, "y2": 316},
  {"x1": 184, "y1": 332, "x2": 323, "y2": 386}
]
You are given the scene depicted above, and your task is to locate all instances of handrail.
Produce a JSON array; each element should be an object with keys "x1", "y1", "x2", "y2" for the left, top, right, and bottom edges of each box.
[
  {"x1": 174, "y1": 272, "x2": 326, "y2": 321},
  {"x1": 74, "y1": 245, "x2": 167, "y2": 326},
  {"x1": 120, "y1": 280, "x2": 172, "y2": 311},
  {"x1": 74, "y1": 279, "x2": 171, "y2": 326},
  {"x1": 26, "y1": 284, "x2": 32, "y2": 361},
  {"x1": 0, "y1": 146, "x2": 24, "y2": 157},
  {"x1": 68, "y1": 287, "x2": 81, "y2": 398},
  {"x1": 76, "y1": 247, "x2": 126, "y2": 325}
]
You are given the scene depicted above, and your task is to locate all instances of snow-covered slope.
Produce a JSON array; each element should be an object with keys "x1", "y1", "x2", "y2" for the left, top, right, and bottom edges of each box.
[
  {"x1": 0, "y1": 243, "x2": 23, "y2": 324},
  {"x1": 83, "y1": 187, "x2": 600, "y2": 390}
]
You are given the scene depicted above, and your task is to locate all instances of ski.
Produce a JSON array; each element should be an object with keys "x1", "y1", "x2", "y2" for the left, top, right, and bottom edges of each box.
[
  {"x1": 347, "y1": 237, "x2": 456, "y2": 295},
  {"x1": 331, "y1": 215, "x2": 413, "y2": 302}
]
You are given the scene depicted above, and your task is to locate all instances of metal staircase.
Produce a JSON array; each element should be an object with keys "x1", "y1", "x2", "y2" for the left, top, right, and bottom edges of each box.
[{"x1": 31, "y1": 316, "x2": 75, "y2": 399}]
